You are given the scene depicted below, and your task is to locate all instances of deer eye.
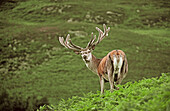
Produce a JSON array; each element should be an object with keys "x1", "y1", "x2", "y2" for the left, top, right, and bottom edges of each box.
[{"x1": 81, "y1": 51, "x2": 86, "y2": 54}]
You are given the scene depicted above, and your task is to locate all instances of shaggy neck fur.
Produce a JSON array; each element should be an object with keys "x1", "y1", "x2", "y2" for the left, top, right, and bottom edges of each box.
[{"x1": 83, "y1": 54, "x2": 101, "y2": 74}]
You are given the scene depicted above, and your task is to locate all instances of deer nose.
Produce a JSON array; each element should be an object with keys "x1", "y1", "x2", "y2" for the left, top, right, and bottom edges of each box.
[{"x1": 83, "y1": 55, "x2": 87, "y2": 60}]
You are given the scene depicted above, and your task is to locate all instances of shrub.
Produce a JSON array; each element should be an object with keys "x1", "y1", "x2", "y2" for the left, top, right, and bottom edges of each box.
[{"x1": 38, "y1": 73, "x2": 170, "y2": 111}]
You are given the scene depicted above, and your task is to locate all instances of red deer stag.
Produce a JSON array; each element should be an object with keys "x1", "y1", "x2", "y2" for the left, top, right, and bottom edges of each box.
[{"x1": 59, "y1": 24, "x2": 128, "y2": 94}]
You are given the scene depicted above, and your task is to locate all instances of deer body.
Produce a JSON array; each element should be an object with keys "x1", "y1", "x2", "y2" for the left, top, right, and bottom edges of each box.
[
  {"x1": 59, "y1": 24, "x2": 128, "y2": 94},
  {"x1": 82, "y1": 50, "x2": 128, "y2": 93}
]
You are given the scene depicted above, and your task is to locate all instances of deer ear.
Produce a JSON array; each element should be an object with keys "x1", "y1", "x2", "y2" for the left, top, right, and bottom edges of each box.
[
  {"x1": 74, "y1": 50, "x2": 80, "y2": 55},
  {"x1": 91, "y1": 45, "x2": 95, "y2": 50}
]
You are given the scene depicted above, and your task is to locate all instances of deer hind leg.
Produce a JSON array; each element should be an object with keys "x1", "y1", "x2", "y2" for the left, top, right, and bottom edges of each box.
[
  {"x1": 116, "y1": 72, "x2": 127, "y2": 85},
  {"x1": 108, "y1": 69, "x2": 115, "y2": 92},
  {"x1": 106, "y1": 55, "x2": 115, "y2": 92},
  {"x1": 116, "y1": 75, "x2": 123, "y2": 85},
  {"x1": 114, "y1": 73, "x2": 120, "y2": 90},
  {"x1": 113, "y1": 55, "x2": 123, "y2": 89},
  {"x1": 116, "y1": 57, "x2": 128, "y2": 85}
]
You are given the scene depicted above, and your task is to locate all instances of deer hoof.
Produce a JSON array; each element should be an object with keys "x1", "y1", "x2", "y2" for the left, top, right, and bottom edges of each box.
[
  {"x1": 110, "y1": 89, "x2": 116, "y2": 93},
  {"x1": 116, "y1": 87, "x2": 119, "y2": 90}
]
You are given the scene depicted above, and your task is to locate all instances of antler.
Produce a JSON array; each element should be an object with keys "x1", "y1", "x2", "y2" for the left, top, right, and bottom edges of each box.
[
  {"x1": 86, "y1": 24, "x2": 110, "y2": 48},
  {"x1": 59, "y1": 34, "x2": 82, "y2": 51},
  {"x1": 59, "y1": 24, "x2": 110, "y2": 51}
]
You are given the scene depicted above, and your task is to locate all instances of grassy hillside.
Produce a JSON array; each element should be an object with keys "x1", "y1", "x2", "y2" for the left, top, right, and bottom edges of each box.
[
  {"x1": 38, "y1": 73, "x2": 170, "y2": 111},
  {"x1": 0, "y1": 0, "x2": 170, "y2": 110}
]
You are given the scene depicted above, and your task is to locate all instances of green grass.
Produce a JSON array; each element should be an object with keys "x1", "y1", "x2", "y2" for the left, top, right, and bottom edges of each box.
[
  {"x1": 38, "y1": 73, "x2": 170, "y2": 111},
  {"x1": 0, "y1": 0, "x2": 170, "y2": 109}
]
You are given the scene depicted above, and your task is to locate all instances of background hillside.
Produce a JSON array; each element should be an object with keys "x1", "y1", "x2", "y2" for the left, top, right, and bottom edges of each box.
[{"x1": 0, "y1": 0, "x2": 170, "y2": 110}]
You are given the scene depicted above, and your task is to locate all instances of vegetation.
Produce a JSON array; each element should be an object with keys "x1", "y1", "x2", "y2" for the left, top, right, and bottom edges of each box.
[
  {"x1": 0, "y1": 86, "x2": 49, "y2": 111},
  {"x1": 38, "y1": 73, "x2": 170, "y2": 111},
  {"x1": 0, "y1": 0, "x2": 170, "y2": 110}
]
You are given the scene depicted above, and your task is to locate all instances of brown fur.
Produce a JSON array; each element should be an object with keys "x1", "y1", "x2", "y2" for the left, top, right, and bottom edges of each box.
[{"x1": 98, "y1": 50, "x2": 127, "y2": 77}]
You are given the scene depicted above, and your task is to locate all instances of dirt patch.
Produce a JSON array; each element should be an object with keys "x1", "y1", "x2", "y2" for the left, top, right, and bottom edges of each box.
[{"x1": 38, "y1": 26, "x2": 59, "y2": 34}]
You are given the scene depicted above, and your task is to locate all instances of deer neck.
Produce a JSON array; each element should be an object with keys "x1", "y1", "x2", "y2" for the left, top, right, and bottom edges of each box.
[{"x1": 83, "y1": 54, "x2": 101, "y2": 74}]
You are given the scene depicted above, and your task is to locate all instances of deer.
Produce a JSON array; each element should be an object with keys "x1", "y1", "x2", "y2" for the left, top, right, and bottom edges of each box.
[{"x1": 59, "y1": 24, "x2": 128, "y2": 94}]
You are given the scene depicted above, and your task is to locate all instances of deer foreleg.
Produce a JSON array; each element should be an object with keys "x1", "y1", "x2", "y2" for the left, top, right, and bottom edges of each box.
[{"x1": 99, "y1": 76, "x2": 105, "y2": 94}]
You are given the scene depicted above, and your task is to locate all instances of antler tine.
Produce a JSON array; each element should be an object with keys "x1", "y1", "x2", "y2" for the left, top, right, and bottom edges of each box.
[
  {"x1": 66, "y1": 34, "x2": 83, "y2": 50},
  {"x1": 59, "y1": 36, "x2": 71, "y2": 49},
  {"x1": 59, "y1": 37, "x2": 66, "y2": 47},
  {"x1": 92, "y1": 35, "x2": 97, "y2": 45},
  {"x1": 100, "y1": 24, "x2": 110, "y2": 41},
  {"x1": 68, "y1": 37, "x2": 82, "y2": 50},
  {"x1": 59, "y1": 34, "x2": 81, "y2": 51},
  {"x1": 95, "y1": 27, "x2": 103, "y2": 44},
  {"x1": 86, "y1": 32, "x2": 96, "y2": 48},
  {"x1": 91, "y1": 24, "x2": 110, "y2": 47}
]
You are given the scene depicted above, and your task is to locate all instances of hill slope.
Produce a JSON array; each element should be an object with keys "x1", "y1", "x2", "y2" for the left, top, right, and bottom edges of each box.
[{"x1": 0, "y1": 0, "x2": 170, "y2": 109}]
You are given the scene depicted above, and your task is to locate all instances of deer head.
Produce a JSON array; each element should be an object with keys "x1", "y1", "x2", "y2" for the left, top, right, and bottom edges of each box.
[{"x1": 59, "y1": 24, "x2": 110, "y2": 62}]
